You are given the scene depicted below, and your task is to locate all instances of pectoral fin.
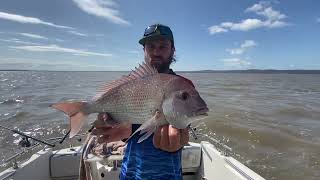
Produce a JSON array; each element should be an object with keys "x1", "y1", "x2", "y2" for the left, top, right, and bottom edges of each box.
[
  {"x1": 137, "y1": 128, "x2": 155, "y2": 143},
  {"x1": 125, "y1": 111, "x2": 165, "y2": 143}
]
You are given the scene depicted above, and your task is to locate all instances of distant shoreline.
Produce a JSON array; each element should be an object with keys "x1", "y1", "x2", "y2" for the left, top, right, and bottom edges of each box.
[
  {"x1": 183, "y1": 70, "x2": 320, "y2": 74},
  {"x1": 1, "y1": 69, "x2": 320, "y2": 74}
]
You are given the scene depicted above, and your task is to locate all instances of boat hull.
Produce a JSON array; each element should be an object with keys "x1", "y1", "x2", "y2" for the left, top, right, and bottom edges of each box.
[{"x1": 0, "y1": 141, "x2": 265, "y2": 180}]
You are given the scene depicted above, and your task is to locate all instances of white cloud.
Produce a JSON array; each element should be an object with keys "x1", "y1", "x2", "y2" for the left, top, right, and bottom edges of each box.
[
  {"x1": 55, "y1": 38, "x2": 65, "y2": 42},
  {"x1": 226, "y1": 19, "x2": 264, "y2": 31},
  {"x1": 226, "y1": 40, "x2": 257, "y2": 55},
  {"x1": 0, "y1": 11, "x2": 74, "y2": 29},
  {"x1": 226, "y1": 48, "x2": 244, "y2": 55},
  {"x1": 221, "y1": 58, "x2": 252, "y2": 69},
  {"x1": 0, "y1": 57, "x2": 88, "y2": 70},
  {"x1": 18, "y1": 33, "x2": 48, "y2": 40},
  {"x1": 241, "y1": 40, "x2": 257, "y2": 48},
  {"x1": 68, "y1": 30, "x2": 88, "y2": 37},
  {"x1": 10, "y1": 44, "x2": 112, "y2": 57},
  {"x1": 0, "y1": 38, "x2": 41, "y2": 45},
  {"x1": 0, "y1": 57, "x2": 127, "y2": 71},
  {"x1": 245, "y1": 2, "x2": 264, "y2": 12},
  {"x1": 208, "y1": 26, "x2": 228, "y2": 34},
  {"x1": 72, "y1": 0, "x2": 130, "y2": 25},
  {"x1": 209, "y1": 19, "x2": 265, "y2": 35},
  {"x1": 208, "y1": 1, "x2": 288, "y2": 34},
  {"x1": 246, "y1": 4, "x2": 286, "y2": 21},
  {"x1": 317, "y1": 17, "x2": 320, "y2": 23}
]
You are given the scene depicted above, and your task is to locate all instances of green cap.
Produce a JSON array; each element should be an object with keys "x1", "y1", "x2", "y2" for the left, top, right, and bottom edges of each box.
[{"x1": 139, "y1": 24, "x2": 174, "y2": 45}]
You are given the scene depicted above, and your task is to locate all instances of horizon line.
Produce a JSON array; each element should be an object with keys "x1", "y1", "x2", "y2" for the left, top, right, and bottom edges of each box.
[{"x1": 1, "y1": 69, "x2": 320, "y2": 72}]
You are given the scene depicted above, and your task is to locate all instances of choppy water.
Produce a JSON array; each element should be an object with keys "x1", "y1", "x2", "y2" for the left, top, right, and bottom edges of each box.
[{"x1": 0, "y1": 71, "x2": 319, "y2": 180}]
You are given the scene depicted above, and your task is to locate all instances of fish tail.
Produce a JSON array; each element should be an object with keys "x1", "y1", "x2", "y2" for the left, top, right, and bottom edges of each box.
[{"x1": 51, "y1": 102, "x2": 88, "y2": 138}]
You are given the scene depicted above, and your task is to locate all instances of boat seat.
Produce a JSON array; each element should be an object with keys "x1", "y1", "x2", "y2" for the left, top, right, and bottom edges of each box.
[
  {"x1": 49, "y1": 147, "x2": 82, "y2": 180},
  {"x1": 182, "y1": 142, "x2": 201, "y2": 173},
  {"x1": 88, "y1": 142, "x2": 202, "y2": 180}
]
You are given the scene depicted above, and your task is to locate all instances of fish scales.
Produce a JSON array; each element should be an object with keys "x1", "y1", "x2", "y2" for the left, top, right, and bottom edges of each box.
[{"x1": 91, "y1": 74, "x2": 165, "y2": 124}]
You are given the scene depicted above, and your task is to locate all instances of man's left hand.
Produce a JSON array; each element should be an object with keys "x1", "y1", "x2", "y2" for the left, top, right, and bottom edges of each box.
[{"x1": 153, "y1": 125, "x2": 189, "y2": 152}]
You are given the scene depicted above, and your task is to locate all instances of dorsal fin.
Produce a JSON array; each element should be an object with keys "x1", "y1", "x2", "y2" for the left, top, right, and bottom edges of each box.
[{"x1": 93, "y1": 62, "x2": 157, "y2": 100}]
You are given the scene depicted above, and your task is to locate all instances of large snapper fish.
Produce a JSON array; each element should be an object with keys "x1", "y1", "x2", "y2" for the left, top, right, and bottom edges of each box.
[{"x1": 52, "y1": 62, "x2": 209, "y2": 143}]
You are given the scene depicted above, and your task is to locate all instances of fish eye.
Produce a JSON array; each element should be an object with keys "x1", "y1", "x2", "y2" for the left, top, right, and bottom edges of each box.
[{"x1": 181, "y1": 91, "x2": 189, "y2": 100}]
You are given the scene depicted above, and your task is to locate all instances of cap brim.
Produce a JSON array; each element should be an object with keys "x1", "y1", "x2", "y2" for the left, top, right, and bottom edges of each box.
[{"x1": 139, "y1": 35, "x2": 173, "y2": 45}]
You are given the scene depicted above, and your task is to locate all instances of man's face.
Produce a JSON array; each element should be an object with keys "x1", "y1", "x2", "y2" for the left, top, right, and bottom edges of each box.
[{"x1": 144, "y1": 37, "x2": 175, "y2": 73}]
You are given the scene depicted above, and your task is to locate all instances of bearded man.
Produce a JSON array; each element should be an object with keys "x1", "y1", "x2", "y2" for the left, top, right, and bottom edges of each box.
[{"x1": 91, "y1": 24, "x2": 192, "y2": 180}]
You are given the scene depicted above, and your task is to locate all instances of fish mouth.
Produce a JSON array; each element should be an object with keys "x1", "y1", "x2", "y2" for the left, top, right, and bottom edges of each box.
[{"x1": 196, "y1": 107, "x2": 209, "y2": 116}]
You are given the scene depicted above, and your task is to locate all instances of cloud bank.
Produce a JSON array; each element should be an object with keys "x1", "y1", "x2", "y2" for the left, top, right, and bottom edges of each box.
[
  {"x1": 0, "y1": 11, "x2": 73, "y2": 29},
  {"x1": 72, "y1": 0, "x2": 130, "y2": 25},
  {"x1": 226, "y1": 40, "x2": 257, "y2": 55},
  {"x1": 221, "y1": 58, "x2": 252, "y2": 69},
  {"x1": 0, "y1": 38, "x2": 40, "y2": 45},
  {"x1": 209, "y1": 1, "x2": 288, "y2": 34},
  {"x1": 68, "y1": 30, "x2": 89, "y2": 37},
  {"x1": 18, "y1": 33, "x2": 48, "y2": 40},
  {"x1": 10, "y1": 44, "x2": 112, "y2": 57}
]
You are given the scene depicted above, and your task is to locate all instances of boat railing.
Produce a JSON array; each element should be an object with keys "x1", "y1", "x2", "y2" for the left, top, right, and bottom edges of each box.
[
  {"x1": 195, "y1": 132, "x2": 232, "y2": 156},
  {"x1": 0, "y1": 125, "x2": 87, "y2": 170}
]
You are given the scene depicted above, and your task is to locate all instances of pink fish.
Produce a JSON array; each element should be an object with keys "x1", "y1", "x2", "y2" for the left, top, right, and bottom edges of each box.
[{"x1": 51, "y1": 63, "x2": 208, "y2": 142}]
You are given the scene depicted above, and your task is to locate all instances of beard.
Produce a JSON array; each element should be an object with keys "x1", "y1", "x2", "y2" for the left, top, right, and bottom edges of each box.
[
  {"x1": 151, "y1": 60, "x2": 171, "y2": 73},
  {"x1": 145, "y1": 54, "x2": 174, "y2": 73}
]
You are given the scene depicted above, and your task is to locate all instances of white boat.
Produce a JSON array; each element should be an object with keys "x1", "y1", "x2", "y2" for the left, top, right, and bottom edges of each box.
[{"x1": 0, "y1": 141, "x2": 265, "y2": 180}]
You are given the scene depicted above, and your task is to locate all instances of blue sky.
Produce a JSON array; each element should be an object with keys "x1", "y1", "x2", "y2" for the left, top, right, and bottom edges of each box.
[{"x1": 0, "y1": 0, "x2": 319, "y2": 71}]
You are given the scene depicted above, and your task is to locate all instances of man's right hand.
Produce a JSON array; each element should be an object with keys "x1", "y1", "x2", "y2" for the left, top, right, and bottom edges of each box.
[{"x1": 91, "y1": 113, "x2": 132, "y2": 143}]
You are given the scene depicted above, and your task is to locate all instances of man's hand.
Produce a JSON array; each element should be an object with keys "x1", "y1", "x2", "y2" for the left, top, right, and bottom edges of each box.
[
  {"x1": 92, "y1": 113, "x2": 189, "y2": 152},
  {"x1": 153, "y1": 125, "x2": 189, "y2": 152},
  {"x1": 91, "y1": 113, "x2": 131, "y2": 143}
]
